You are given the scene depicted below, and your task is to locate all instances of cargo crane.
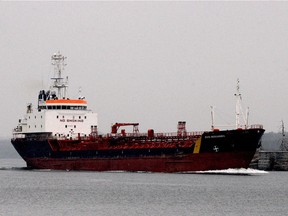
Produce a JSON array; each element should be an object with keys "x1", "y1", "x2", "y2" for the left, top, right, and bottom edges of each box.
[{"x1": 111, "y1": 123, "x2": 139, "y2": 135}]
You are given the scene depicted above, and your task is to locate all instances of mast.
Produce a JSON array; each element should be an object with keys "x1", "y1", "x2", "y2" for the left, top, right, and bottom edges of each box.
[
  {"x1": 210, "y1": 106, "x2": 215, "y2": 130},
  {"x1": 234, "y1": 79, "x2": 249, "y2": 129},
  {"x1": 51, "y1": 52, "x2": 68, "y2": 99},
  {"x1": 235, "y1": 79, "x2": 241, "y2": 128}
]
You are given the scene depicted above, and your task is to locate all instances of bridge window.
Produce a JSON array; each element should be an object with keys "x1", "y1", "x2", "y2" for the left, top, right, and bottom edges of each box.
[{"x1": 45, "y1": 105, "x2": 87, "y2": 110}]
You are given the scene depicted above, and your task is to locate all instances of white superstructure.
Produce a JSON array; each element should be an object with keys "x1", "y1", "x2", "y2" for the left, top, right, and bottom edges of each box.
[{"x1": 13, "y1": 52, "x2": 98, "y2": 138}]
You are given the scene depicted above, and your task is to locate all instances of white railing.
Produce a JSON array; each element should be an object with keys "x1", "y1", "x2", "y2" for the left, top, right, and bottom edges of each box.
[
  {"x1": 104, "y1": 131, "x2": 204, "y2": 138},
  {"x1": 250, "y1": 124, "x2": 264, "y2": 129}
]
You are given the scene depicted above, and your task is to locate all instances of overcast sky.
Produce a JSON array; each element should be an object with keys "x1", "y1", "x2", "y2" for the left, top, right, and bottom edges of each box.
[{"x1": 1, "y1": 1, "x2": 288, "y2": 138}]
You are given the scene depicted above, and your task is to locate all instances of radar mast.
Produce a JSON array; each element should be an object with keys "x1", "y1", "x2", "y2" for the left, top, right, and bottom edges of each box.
[{"x1": 51, "y1": 52, "x2": 68, "y2": 99}]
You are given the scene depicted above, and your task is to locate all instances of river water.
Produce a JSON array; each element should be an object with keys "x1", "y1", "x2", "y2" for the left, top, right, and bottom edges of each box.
[{"x1": 0, "y1": 158, "x2": 287, "y2": 216}]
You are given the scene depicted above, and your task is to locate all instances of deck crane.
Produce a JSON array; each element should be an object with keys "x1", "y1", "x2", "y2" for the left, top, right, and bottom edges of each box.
[{"x1": 111, "y1": 123, "x2": 139, "y2": 135}]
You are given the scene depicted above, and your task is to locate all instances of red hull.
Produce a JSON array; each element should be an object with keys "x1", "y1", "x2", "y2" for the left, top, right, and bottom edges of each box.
[{"x1": 25, "y1": 151, "x2": 255, "y2": 172}]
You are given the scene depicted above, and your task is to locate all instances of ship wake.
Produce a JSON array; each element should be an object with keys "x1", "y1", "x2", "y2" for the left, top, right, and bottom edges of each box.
[{"x1": 192, "y1": 168, "x2": 268, "y2": 175}]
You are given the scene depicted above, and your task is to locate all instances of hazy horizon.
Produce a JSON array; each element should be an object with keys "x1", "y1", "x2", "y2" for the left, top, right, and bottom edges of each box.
[{"x1": 1, "y1": 2, "x2": 288, "y2": 138}]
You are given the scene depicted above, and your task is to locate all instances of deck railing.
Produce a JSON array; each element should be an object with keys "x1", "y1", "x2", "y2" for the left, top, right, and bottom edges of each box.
[
  {"x1": 250, "y1": 124, "x2": 264, "y2": 129},
  {"x1": 52, "y1": 130, "x2": 204, "y2": 141}
]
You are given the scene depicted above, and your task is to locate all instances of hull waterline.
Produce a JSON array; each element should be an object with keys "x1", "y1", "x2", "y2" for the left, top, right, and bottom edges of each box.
[{"x1": 24, "y1": 151, "x2": 256, "y2": 172}]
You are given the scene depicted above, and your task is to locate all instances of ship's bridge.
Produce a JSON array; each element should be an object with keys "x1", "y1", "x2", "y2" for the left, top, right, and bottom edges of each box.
[
  {"x1": 12, "y1": 52, "x2": 98, "y2": 138},
  {"x1": 38, "y1": 99, "x2": 88, "y2": 110}
]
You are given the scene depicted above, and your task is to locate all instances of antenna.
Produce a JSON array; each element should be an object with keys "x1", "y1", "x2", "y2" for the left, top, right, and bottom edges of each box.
[
  {"x1": 78, "y1": 87, "x2": 85, "y2": 99},
  {"x1": 78, "y1": 87, "x2": 82, "y2": 97}
]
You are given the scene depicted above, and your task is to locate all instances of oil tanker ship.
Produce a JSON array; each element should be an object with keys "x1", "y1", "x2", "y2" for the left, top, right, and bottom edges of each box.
[{"x1": 11, "y1": 52, "x2": 264, "y2": 172}]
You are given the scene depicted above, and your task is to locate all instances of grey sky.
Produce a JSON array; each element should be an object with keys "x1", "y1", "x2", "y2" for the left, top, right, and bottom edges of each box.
[{"x1": 1, "y1": 2, "x2": 288, "y2": 138}]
